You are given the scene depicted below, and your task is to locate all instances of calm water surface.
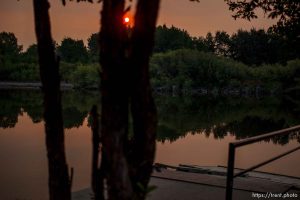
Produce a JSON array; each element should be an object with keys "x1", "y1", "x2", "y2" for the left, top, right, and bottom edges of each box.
[{"x1": 0, "y1": 90, "x2": 299, "y2": 199}]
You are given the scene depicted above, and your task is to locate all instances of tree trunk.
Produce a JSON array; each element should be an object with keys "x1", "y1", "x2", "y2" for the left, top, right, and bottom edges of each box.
[
  {"x1": 90, "y1": 105, "x2": 105, "y2": 200},
  {"x1": 128, "y1": 0, "x2": 160, "y2": 198},
  {"x1": 99, "y1": 0, "x2": 160, "y2": 199},
  {"x1": 99, "y1": 0, "x2": 133, "y2": 199},
  {"x1": 33, "y1": 1, "x2": 71, "y2": 200}
]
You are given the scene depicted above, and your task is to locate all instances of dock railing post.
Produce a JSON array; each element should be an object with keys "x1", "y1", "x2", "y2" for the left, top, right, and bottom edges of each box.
[{"x1": 226, "y1": 143, "x2": 235, "y2": 200}]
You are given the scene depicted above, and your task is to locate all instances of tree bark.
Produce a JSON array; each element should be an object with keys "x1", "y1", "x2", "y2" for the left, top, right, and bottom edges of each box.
[
  {"x1": 90, "y1": 105, "x2": 105, "y2": 200},
  {"x1": 33, "y1": 1, "x2": 71, "y2": 200},
  {"x1": 99, "y1": 0, "x2": 160, "y2": 199},
  {"x1": 128, "y1": 0, "x2": 160, "y2": 198},
  {"x1": 99, "y1": 0, "x2": 133, "y2": 199}
]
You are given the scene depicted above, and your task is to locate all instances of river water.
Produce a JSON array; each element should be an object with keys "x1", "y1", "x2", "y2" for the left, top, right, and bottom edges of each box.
[{"x1": 0, "y1": 89, "x2": 299, "y2": 199}]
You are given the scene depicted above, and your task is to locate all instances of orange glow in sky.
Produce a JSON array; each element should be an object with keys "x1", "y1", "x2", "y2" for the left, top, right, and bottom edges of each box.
[{"x1": 0, "y1": 0, "x2": 275, "y2": 49}]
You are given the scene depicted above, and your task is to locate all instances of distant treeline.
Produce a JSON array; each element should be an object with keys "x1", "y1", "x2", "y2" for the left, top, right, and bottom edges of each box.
[
  {"x1": 0, "y1": 26, "x2": 299, "y2": 93},
  {"x1": 155, "y1": 25, "x2": 299, "y2": 66}
]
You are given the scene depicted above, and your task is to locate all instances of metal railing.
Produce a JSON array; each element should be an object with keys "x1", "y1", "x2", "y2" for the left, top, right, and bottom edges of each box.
[{"x1": 225, "y1": 125, "x2": 300, "y2": 200}]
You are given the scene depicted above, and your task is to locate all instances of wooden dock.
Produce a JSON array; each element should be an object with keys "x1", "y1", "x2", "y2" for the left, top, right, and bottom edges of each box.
[{"x1": 72, "y1": 165, "x2": 300, "y2": 200}]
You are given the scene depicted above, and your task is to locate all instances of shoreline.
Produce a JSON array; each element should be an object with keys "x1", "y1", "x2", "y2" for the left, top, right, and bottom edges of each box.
[
  {"x1": 0, "y1": 81, "x2": 283, "y2": 97},
  {"x1": 0, "y1": 81, "x2": 74, "y2": 90}
]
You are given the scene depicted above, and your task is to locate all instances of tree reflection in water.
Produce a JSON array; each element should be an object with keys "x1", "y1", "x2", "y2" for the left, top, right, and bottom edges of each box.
[
  {"x1": 1, "y1": 90, "x2": 299, "y2": 145},
  {"x1": 90, "y1": 105, "x2": 105, "y2": 200}
]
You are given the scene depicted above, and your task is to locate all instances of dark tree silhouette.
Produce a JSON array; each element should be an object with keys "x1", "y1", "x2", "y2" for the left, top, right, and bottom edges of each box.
[
  {"x1": 225, "y1": 0, "x2": 300, "y2": 39},
  {"x1": 0, "y1": 32, "x2": 22, "y2": 66},
  {"x1": 90, "y1": 105, "x2": 104, "y2": 200},
  {"x1": 98, "y1": 0, "x2": 159, "y2": 199},
  {"x1": 32, "y1": 1, "x2": 71, "y2": 199},
  {"x1": 214, "y1": 31, "x2": 231, "y2": 57},
  {"x1": 57, "y1": 37, "x2": 88, "y2": 63},
  {"x1": 225, "y1": 0, "x2": 300, "y2": 63},
  {"x1": 154, "y1": 25, "x2": 194, "y2": 52},
  {"x1": 22, "y1": 44, "x2": 38, "y2": 63},
  {"x1": 87, "y1": 33, "x2": 99, "y2": 62}
]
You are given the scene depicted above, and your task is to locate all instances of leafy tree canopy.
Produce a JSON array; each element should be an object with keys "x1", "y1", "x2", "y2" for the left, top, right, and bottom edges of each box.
[
  {"x1": 57, "y1": 37, "x2": 88, "y2": 63},
  {"x1": 0, "y1": 32, "x2": 22, "y2": 65},
  {"x1": 154, "y1": 25, "x2": 194, "y2": 52},
  {"x1": 230, "y1": 28, "x2": 287, "y2": 65},
  {"x1": 214, "y1": 31, "x2": 231, "y2": 56},
  {"x1": 225, "y1": 0, "x2": 300, "y2": 40},
  {"x1": 87, "y1": 33, "x2": 99, "y2": 62},
  {"x1": 22, "y1": 44, "x2": 38, "y2": 63}
]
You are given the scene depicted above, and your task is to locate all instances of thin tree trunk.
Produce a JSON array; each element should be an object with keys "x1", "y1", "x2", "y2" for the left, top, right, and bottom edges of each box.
[
  {"x1": 90, "y1": 105, "x2": 105, "y2": 200},
  {"x1": 33, "y1": 1, "x2": 71, "y2": 200}
]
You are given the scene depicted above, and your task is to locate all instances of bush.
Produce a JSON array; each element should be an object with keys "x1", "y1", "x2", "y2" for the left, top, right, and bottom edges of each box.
[
  {"x1": 150, "y1": 49, "x2": 300, "y2": 94},
  {"x1": 0, "y1": 63, "x2": 39, "y2": 81},
  {"x1": 70, "y1": 64, "x2": 100, "y2": 89}
]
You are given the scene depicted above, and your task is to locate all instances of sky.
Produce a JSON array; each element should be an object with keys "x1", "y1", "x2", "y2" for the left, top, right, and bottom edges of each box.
[{"x1": 0, "y1": 0, "x2": 275, "y2": 49}]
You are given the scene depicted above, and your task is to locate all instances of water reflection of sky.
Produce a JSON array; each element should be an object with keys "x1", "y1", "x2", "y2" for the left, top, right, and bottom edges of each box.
[{"x1": 1, "y1": 112, "x2": 300, "y2": 199}]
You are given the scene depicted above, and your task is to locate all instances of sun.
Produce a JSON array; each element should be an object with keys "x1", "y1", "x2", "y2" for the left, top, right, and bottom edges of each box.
[
  {"x1": 124, "y1": 17, "x2": 130, "y2": 24},
  {"x1": 123, "y1": 14, "x2": 133, "y2": 27}
]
